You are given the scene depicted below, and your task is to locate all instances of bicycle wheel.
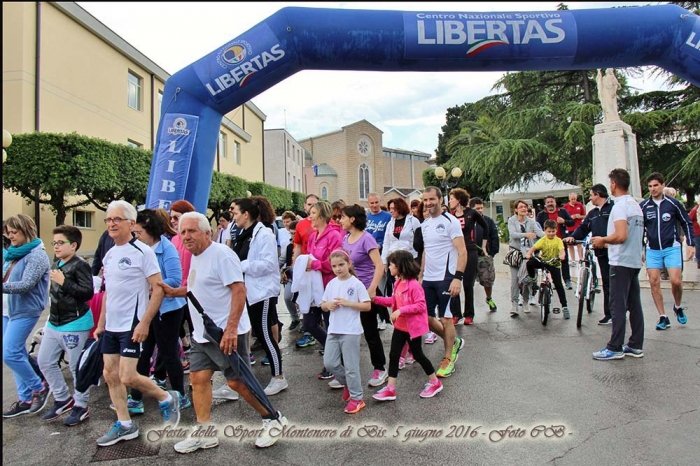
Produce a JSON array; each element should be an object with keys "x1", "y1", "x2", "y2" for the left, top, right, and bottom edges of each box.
[
  {"x1": 541, "y1": 286, "x2": 550, "y2": 326},
  {"x1": 577, "y1": 268, "x2": 589, "y2": 328},
  {"x1": 587, "y1": 274, "x2": 597, "y2": 313}
]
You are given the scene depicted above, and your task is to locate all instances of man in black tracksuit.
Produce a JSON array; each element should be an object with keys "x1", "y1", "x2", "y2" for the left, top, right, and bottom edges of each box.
[
  {"x1": 470, "y1": 197, "x2": 500, "y2": 313},
  {"x1": 565, "y1": 184, "x2": 614, "y2": 324}
]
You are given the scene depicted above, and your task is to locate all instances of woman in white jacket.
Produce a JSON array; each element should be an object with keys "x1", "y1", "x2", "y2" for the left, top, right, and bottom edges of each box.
[
  {"x1": 382, "y1": 198, "x2": 421, "y2": 293},
  {"x1": 381, "y1": 198, "x2": 421, "y2": 264},
  {"x1": 232, "y1": 198, "x2": 288, "y2": 396}
]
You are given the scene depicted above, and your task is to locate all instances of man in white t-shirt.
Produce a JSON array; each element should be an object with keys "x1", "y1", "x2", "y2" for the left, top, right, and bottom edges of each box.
[
  {"x1": 93, "y1": 201, "x2": 179, "y2": 447},
  {"x1": 419, "y1": 187, "x2": 467, "y2": 379},
  {"x1": 161, "y1": 212, "x2": 288, "y2": 453},
  {"x1": 591, "y1": 169, "x2": 645, "y2": 361}
]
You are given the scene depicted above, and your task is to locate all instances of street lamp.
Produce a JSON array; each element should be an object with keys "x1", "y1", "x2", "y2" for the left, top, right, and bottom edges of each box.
[
  {"x1": 434, "y1": 166, "x2": 463, "y2": 203},
  {"x1": 3, "y1": 128, "x2": 12, "y2": 162}
]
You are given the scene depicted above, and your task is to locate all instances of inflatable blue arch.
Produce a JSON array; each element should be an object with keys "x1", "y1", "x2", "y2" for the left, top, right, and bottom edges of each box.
[{"x1": 145, "y1": 4, "x2": 700, "y2": 212}]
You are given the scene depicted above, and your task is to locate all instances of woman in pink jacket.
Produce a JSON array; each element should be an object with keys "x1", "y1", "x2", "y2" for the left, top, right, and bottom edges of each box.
[
  {"x1": 304, "y1": 201, "x2": 343, "y2": 379},
  {"x1": 371, "y1": 250, "x2": 443, "y2": 401}
]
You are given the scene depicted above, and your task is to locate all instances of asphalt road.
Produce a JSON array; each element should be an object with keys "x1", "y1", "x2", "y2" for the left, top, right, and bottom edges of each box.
[{"x1": 3, "y1": 264, "x2": 699, "y2": 466}]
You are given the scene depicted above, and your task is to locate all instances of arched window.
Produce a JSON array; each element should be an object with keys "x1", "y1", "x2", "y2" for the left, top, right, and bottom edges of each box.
[
  {"x1": 321, "y1": 186, "x2": 328, "y2": 200},
  {"x1": 359, "y1": 163, "x2": 370, "y2": 200}
]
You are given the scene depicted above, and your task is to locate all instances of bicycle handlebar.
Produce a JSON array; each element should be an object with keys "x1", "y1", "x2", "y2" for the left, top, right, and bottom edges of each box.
[{"x1": 529, "y1": 253, "x2": 561, "y2": 267}]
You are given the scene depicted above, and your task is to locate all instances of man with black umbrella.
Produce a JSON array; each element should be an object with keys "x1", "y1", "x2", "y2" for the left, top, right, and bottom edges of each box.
[{"x1": 160, "y1": 211, "x2": 288, "y2": 453}]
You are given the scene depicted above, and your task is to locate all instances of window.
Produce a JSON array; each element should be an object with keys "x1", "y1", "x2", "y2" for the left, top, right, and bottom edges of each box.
[
  {"x1": 126, "y1": 139, "x2": 142, "y2": 148},
  {"x1": 73, "y1": 211, "x2": 93, "y2": 229},
  {"x1": 359, "y1": 163, "x2": 370, "y2": 200},
  {"x1": 321, "y1": 186, "x2": 328, "y2": 200},
  {"x1": 218, "y1": 132, "x2": 227, "y2": 158},
  {"x1": 234, "y1": 141, "x2": 241, "y2": 165},
  {"x1": 157, "y1": 90, "x2": 163, "y2": 116},
  {"x1": 127, "y1": 71, "x2": 142, "y2": 111}
]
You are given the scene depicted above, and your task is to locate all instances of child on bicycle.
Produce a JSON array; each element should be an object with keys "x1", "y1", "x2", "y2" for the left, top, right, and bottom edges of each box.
[{"x1": 523, "y1": 219, "x2": 570, "y2": 319}]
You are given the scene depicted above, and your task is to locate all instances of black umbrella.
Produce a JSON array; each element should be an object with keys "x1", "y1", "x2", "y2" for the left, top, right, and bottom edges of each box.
[{"x1": 186, "y1": 291, "x2": 277, "y2": 416}]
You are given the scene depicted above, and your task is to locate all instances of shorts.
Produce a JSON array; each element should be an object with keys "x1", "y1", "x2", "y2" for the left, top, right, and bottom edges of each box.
[
  {"x1": 646, "y1": 246, "x2": 682, "y2": 269},
  {"x1": 477, "y1": 255, "x2": 496, "y2": 287},
  {"x1": 101, "y1": 330, "x2": 141, "y2": 358},
  {"x1": 423, "y1": 279, "x2": 454, "y2": 319},
  {"x1": 189, "y1": 333, "x2": 250, "y2": 381}
]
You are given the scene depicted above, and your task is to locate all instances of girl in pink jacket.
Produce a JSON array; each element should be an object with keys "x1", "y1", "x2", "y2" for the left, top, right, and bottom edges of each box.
[{"x1": 372, "y1": 250, "x2": 443, "y2": 401}]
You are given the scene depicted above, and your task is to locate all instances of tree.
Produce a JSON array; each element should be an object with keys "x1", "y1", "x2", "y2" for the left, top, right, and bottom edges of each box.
[
  {"x1": 3, "y1": 132, "x2": 150, "y2": 225},
  {"x1": 443, "y1": 68, "x2": 606, "y2": 196}
]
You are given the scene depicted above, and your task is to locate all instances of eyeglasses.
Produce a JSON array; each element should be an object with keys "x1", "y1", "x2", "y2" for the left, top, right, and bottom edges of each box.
[
  {"x1": 104, "y1": 217, "x2": 126, "y2": 225},
  {"x1": 51, "y1": 240, "x2": 72, "y2": 247}
]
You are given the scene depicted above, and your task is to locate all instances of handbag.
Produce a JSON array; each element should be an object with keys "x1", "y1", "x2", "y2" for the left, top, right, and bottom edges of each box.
[{"x1": 503, "y1": 247, "x2": 524, "y2": 268}]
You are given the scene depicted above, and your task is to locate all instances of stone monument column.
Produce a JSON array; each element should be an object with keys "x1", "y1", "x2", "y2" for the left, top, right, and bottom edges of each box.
[{"x1": 592, "y1": 69, "x2": 642, "y2": 200}]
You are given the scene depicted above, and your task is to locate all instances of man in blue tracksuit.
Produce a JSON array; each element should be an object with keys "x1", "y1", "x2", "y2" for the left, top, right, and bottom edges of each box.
[{"x1": 640, "y1": 172, "x2": 695, "y2": 330}]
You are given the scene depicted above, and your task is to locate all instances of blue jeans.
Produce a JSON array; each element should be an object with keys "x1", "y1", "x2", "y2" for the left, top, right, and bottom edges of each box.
[{"x1": 3, "y1": 315, "x2": 44, "y2": 402}]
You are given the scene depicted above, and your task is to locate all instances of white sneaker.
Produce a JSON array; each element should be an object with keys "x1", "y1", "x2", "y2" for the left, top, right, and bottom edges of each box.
[
  {"x1": 212, "y1": 384, "x2": 239, "y2": 401},
  {"x1": 263, "y1": 377, "x2": 289, "y2": 396},
  {"x1": 368, "y1": 369, "x2": 388, "y2": 387},
  {"x1": 328, "y1": 378, "x2": 345, "y2": 389},
  {"x1": 510, "y1": 302, "x2": 519, "y2": 317},
  {"x1": 174, "y1": 435, "x2": 219, "y2": 454},
  {"x1": 255, "y1": 412, "x2": 288, "y2": 448},
  {"x1": 529, "y1": 295, "x2": 538, "y2": 306},
  {"x1": 377, "y1": 320, "x2": 387, "y2": 331}
]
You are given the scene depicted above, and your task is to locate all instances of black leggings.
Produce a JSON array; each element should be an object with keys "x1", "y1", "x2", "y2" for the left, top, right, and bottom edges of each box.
[
  {"x1": 132, "y1": 305, "x2": 186, "y2": 399},
  {"x1": 526, "y1": 259, "x2": 568, "y2": 308},
  {"x1": 462, "y1": 249, "x2": 479, "y2": 319},
  {"x1": 302, "y1": 306, "x2": 327, "y2": 347},
  {"x1": 360, "y1": 301, "x2": 387, "y2": 371},
  {"x1": 248, "y1": 297, "x2": 282, "y2": 377},
  {"x1": 388, "y1": 329, "x2": 434, "y2": 379}
]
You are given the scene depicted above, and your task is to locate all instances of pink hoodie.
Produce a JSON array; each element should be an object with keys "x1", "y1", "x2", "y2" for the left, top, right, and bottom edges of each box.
[
  {"x1": 170, "y1": 234, "x2": 192, "y2": 287},
  {"x1": 374, "y1": 278, "x2": 429, "y2": 339},
  {"x1": 306, "y1": 222, "x2": 343, "y2": 288}
]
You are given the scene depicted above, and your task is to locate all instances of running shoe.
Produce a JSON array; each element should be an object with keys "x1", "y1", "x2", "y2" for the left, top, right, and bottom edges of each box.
[
  {"x1": 368, "y1": 370, "x2": 388, "y2": 387},
  {"x1": 486, "y1": 297, "x2": 497, "y2": 313},
  {"x1": 655, "y1": 315, "x2": 671, "y2": 330},
  {"x1": 344, "y1": 399, "x2": 366, "y2": 414},
  {"x1": 591, "y1": 347, "x2": 624, "y2": 361},
  {"x1": 673, "y1": 306, "x2": 688, "y2": 325},
  {"x1": 424, "y1": 332, "x2": 438, "y2": 344},
  {"x1": 436, "y1": 358, "x2": 455, "y2": 378},
  {"x1": 96, "y1": 421, "x2": 139, "y2": 447},
  {"x1": 419, "y1": 379, "x2": 443, "y2": 398},
  {"x1": 372, "y1": 385, "x2": 396, "y2": 401},
  {"x1": 622, "y1": 344, "x2": 644, "y2": 358},
  {"x1": 451, "y1": 337, "x2": 464, "y2": 364},
  {"x1": 296, "y1": 335, "x2": 316, "y2": 348}
]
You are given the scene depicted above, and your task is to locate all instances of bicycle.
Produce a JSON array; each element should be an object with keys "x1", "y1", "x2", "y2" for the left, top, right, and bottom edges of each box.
[
  {"x1": 572, "y1": 238, "x2": 599, "y2": 328},
  {"x1": 527, "y1": 254, "x2": 561, "y2": 326}
]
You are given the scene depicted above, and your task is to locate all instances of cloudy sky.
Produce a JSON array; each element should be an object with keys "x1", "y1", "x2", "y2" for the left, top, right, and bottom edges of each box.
[{"x1": 77, "y1": 1, "x2": 671, "y2": 156}]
